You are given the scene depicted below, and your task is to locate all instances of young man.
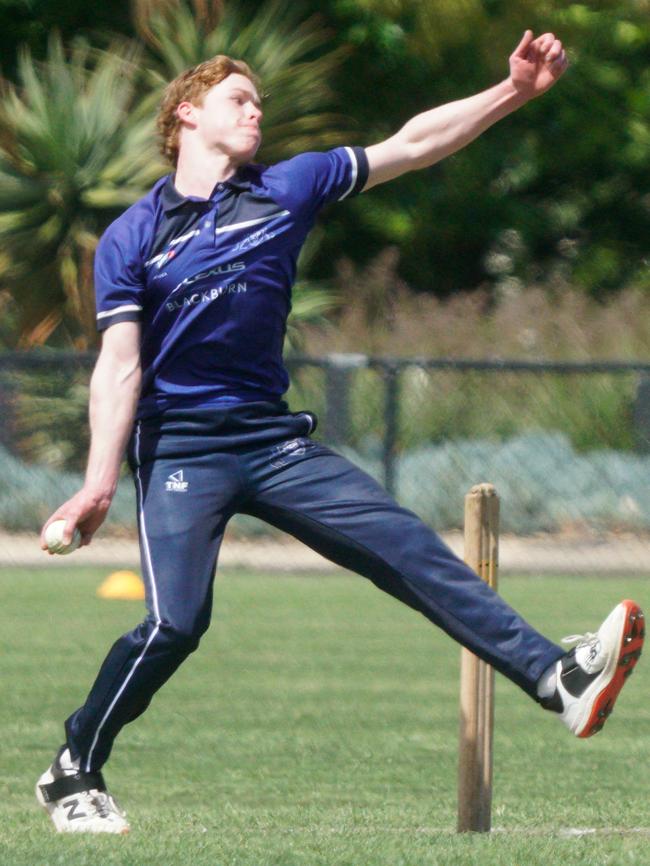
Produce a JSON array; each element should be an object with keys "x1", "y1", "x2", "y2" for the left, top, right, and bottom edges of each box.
[{"x1": 36, "y1": 31, "x2": 644, "y2": 834}]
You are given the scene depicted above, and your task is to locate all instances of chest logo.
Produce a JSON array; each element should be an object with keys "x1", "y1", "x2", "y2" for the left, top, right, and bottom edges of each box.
[
  {"x1": 145, "y1": 229, "x2": 201, "y2": 270},
  {"x1": 233, "y1": 227, "x2": 277, "y2": 254},
  {"x1": 172, "y1": 261, "x2": 246, "y2": 295}
]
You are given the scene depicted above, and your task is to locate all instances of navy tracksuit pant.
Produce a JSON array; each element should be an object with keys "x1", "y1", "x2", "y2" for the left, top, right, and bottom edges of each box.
[{"x1": 65, "y1": 403, "x2": 563, "y2": 771}]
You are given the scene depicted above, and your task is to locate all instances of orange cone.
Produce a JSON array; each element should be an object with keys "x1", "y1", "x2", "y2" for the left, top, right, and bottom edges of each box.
[{"x1": 97, "y1": 570, "x2": 145, "y2": 601}]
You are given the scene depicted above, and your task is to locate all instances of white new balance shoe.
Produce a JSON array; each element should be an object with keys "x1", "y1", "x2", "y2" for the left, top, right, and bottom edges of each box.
[
  {"x1": 541, "y1": 599, "x2": 644, "y2": 737},
  {"x1": 36, "y1": 746, "x2": 129, "y2": 834}
]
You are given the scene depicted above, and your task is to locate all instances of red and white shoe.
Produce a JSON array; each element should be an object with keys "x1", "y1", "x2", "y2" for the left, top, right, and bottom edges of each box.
[
  {"x1": 36, "y1": 746, "x2": 129, "y2": 834},
  {"x1": 542, "y1": 600, "x2": 644, "y2": 737}
]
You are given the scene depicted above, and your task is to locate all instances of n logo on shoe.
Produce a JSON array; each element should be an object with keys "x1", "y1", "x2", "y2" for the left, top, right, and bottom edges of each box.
[{"x1": 63, "y1": 798, "x2": 87, "y2": 821}]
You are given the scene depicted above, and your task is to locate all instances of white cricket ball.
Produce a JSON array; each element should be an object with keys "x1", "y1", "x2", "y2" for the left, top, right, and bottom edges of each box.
[{"x1": 45, "y1": 520, "x2": 82, "y2": 555}]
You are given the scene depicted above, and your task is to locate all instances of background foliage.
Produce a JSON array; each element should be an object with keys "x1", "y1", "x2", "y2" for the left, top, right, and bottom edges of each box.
[{"x1": 0, "y1": 0, "x2": 649, "y2": 350}]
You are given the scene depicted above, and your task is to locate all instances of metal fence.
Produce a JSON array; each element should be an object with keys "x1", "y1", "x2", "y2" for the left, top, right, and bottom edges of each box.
[{"x1": 1, "y1": 349, "x2": 650, "y2": 574}]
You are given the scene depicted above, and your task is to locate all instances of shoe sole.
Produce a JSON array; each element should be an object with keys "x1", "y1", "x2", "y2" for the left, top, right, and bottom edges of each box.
[{"x1": 578, "y1": 599, "x2": 644, "y2": 738}]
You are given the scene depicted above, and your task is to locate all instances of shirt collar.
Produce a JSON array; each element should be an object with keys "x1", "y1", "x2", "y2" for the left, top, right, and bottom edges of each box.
[{"x1": 160, "y1": 164, "x2": 258, "y2": 212}]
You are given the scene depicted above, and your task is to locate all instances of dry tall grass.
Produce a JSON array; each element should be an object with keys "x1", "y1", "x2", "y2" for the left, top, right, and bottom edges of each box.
[{"x1": 301, "y1": 250, "x2": 650, "y2": 360}]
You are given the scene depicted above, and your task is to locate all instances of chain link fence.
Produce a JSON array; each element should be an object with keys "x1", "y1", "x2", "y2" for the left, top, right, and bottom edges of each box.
[{"x1": 2, "y1": 350, "x2": 650, "y2": 574}]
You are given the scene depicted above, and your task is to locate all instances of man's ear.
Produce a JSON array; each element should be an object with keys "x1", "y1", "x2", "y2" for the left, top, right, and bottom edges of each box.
[{"x1": 176, "y1": 101, "x2": 198, "y2": 128}]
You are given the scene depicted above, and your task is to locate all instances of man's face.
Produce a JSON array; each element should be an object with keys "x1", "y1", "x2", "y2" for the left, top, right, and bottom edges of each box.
[{"x1": 180, "y1": 73, "x2": 263, "y2": 162}]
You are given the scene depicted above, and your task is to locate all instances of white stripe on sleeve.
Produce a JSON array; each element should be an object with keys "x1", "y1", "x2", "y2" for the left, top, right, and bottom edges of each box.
[
  {"x1": 338, "y1": 146, "x2": 359, "y2": 201},
  {"x1": 96, "y1": 304, "x2": 142, "y2": 321}
]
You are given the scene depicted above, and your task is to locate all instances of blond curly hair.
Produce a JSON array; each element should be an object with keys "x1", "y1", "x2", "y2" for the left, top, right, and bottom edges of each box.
[{"x1": 157, "y1": 55, "x2": 260, "y2": 166}]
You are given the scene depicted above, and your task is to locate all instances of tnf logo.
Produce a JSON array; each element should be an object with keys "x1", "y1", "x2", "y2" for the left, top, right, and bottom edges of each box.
[{"x1": 165, "y1": 470, "x2": 189, "y2": 492}]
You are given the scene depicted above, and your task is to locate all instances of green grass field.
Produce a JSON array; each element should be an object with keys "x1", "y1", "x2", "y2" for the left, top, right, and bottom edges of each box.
[{"x1": 0, "y1": 567, "x2": 648, "y2": 866}]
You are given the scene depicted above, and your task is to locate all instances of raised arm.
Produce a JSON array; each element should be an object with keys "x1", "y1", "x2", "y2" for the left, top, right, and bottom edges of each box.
[
  {"x1": 40, "y1": 321, "x2": 142, "y2": 550},
  {"x1": 364, "y1": 30, "x2": 568, "y2": 191}
]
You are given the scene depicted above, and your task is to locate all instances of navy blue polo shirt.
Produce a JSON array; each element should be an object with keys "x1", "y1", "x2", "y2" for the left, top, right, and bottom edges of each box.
[{"x1": 94, "y1": 146, "x2": 369, "y2": 419}]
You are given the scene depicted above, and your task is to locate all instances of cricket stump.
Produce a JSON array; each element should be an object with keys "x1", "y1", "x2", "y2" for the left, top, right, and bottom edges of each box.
[{"x1": 457, "y1": 482, "x2": 499, "y2": 833}]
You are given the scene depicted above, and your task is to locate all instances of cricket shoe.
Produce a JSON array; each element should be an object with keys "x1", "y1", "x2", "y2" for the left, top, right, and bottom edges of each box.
[
  {"x1": 36, "y1": 746, "x2": 129, "y2": 834},
  {"x1": 542, "y1": 599, "x2": 644, "y2": 737}
]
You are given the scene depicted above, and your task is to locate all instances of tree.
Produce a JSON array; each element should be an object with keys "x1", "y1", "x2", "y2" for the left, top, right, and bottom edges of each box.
[
  {"x1": 3, "y1": 0, "x2": 648, "y2": 352},
  {"x1": 277, "y1": 0, "x2": 650, "y2": 302},
  {"x1": 0, "y1": 0, "x2": 350, "y2": 348},
  {"x1": 0, "y1": 35, "x2": 164, "y2": 347},
  {"x1": 132, "y1": 0, "x2": 352, "y2": 163}
]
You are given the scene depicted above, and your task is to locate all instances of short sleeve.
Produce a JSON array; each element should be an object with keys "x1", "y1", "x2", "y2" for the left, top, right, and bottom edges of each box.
[
  {"x1": 262, "y1": 146, "x2": 369, "y2": 220},
  {"x1": 94, "y1": 219, "x2": 146, "y2": 332}
]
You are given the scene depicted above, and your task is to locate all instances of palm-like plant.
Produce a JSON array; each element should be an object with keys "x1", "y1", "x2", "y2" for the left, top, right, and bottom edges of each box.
[
  {"x1": 133, "y1": 0, "x2": 352, "y2": 163},
  {"x1": 132, "y1": 0, "x2": 348, "y2": 347},
  {"x1": 0, "y1": 2, "x2": 349, "y2": 349},
  {"x1": 0, "y1": 35, "x2": 166, "y2": 347},
  {"x1": 286, "y1": 228, "x2": 340, "y2": 353}
]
